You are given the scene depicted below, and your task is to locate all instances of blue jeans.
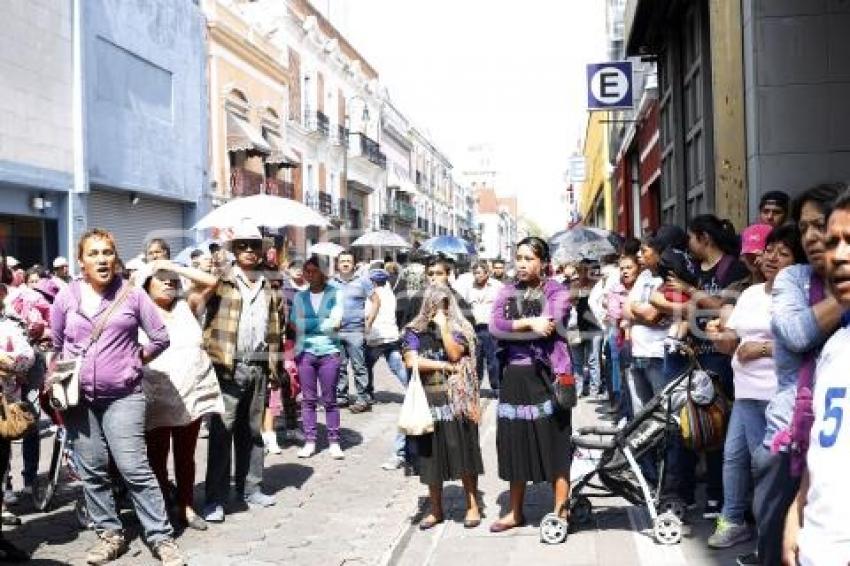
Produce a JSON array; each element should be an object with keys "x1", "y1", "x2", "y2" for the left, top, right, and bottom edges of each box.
[
  {"x1": 475, "y1": 327, "x2": 501, "y2": 391},
  {"x1": 337, "y1": 331, "x2": 369, "y2": 404},
  {"x1": 366, "y1": 341, "x2": 409, "y2": 458},
  {"x1": 627, "y1": 356, "x2": 665, "y2": 413},
  {"x1": 753, "y1": 447, "x2": 799, "y2": 565},
  {"x1": 721, "y1": 399, "x2": 768, "y2": 523},
  {"x1": 571, "y1": 334, "x2": 603, "y2": 394},
  {"x1": 604, "y1": 328, "x2": 621, "y2": 394},
  {"x1": 67, "y1": 392, "x2": 172, "y2": 544}
]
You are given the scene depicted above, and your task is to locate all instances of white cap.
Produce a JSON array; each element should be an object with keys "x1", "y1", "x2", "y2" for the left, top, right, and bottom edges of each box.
[
  {"x1": 227, "y1": 219, "x2": 263, "y2": 242},
  {"x1": 52, "y1": 256, "x2": 69, "y2": 268},
  {"x1": 6, "y1": 256, "x2": 19, "y2": 268},
  {"x1": 125, "y1": 255, "x2": 146, "y2": 272}
]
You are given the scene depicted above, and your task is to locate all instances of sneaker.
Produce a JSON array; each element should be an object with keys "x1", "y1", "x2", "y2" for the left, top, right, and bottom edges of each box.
[
  {"x1": 154, "y1": 539, "x2": 185, "y2": 566},
  {"x1": 328, "y1": 443, "x2": 344, "y2": 460},
  {"x1": 262, "y1": 431, "x2": 282, "y2": 455},
  {"x1": 0, "y1": 510, "x2": 20, "y2": 526},
  {"x1": 349, "y1": 401, "x2": 371, "y2": 414},
  {"x1": 243, "y1": 491, "x2": 276, "y2": 508},
  {"x1": 3, "y1": 489, "x2": 18, "y2": 506},
  {"x1": 708, "y1": 517, "x2": 753, "y2": 548},
  {"x1": 703, "y1": 500, "x2": 722, "y2": 520},
  {"x1": 337, "y1": 397, "x2": 350, "y2": 408},
  {"x1": 381, "y1": 455, "x2": 405, "y2": 471},
  {"x1": 297, "y1": 442, "x2": 316, "y2": 459},
  {"x1": 736, "y1": 551, "x2": 761, "y2": 565},
  {"x1": 85, "y1": 530, "x2": 128, "y2": 565},
  {"x1": 201, "y1": 503, "x2": 224, "y2": 523}
]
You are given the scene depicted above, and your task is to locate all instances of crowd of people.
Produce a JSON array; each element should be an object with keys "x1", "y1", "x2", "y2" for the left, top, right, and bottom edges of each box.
[{"x1": 0, "y1": 183, "x2": 848, "y2": 564}]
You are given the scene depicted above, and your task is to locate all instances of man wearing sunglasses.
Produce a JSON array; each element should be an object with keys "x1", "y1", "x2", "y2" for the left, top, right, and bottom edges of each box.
[{"x1": 200, "y1": 221, "x2": 282, "y2": 523}]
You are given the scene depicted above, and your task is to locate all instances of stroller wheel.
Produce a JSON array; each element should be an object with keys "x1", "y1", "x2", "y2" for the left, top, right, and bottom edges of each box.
[
  {"x1": 569, "y1": 496, "x2": 593, "y2": 525},
  {"x1": 653, "y1": 512, "x2": 683, "y2": 545},
  {"x1": 539, "y1": 513, "x2": 569, "y2": 544},
  {"x1": 658, "y1": 497, "x2": 687, "y2": 521}
]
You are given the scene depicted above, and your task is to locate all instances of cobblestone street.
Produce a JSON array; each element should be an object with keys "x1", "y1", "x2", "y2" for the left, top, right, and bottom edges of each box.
[{"x1": 5, "y1": 361, "x2": 743, "y2": 565}]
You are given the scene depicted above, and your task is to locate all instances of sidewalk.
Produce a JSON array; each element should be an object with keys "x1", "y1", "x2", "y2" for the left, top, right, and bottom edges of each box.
[{"x1": 389, "y1": 397, "x2": 744, "y2": 566}]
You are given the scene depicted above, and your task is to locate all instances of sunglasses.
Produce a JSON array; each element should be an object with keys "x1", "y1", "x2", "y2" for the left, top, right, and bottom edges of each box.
[{"x1": 234, "y1": 240, "x2": 260, "y2": 252}]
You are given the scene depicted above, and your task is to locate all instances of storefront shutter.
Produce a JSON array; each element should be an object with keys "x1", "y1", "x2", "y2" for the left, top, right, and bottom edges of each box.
[{"x1": 87, "y1": 189, "x2": 185, "y2": 261}]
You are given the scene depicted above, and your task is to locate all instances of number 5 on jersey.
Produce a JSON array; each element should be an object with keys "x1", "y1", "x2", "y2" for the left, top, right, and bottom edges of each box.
[{"x1": 820, "y1": 387, "x2": 847, "y2": 448}]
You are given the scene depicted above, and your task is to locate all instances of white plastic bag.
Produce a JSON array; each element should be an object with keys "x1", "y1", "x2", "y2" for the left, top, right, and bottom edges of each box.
[{"x1": 397, "y1": 357, "x2": 434, "y2": 436}]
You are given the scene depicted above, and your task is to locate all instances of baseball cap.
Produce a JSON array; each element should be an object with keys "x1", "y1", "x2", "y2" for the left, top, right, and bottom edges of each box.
[
  {"x1": 759, "y1": 191, "x2": 790, "y2": 211},
  {"x1": 645, "y1": 224, "x2": 687, "y2": 254},
  {"x1": 52, "y1": 256, "x2": 69, "y2": 268},
  {"x1": 741, "y1": 223, "x2": 773, "y2": 255},
  {"x1": 369, "y1": 268, "x2": 390, "y2": 284}
]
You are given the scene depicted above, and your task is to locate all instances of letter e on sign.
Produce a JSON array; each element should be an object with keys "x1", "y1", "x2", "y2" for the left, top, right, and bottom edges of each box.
[{"x1": 587, "y1": 62, "x2": 633, "y2": 110}]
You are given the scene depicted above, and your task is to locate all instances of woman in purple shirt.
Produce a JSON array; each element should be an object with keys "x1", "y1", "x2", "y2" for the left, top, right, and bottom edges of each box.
[
  {"x1": 50, "y1": 229, "x2": 184, "y2": 566},
  {"x1": 488, "y1": 237, "x2": 573, "y2": 536}
]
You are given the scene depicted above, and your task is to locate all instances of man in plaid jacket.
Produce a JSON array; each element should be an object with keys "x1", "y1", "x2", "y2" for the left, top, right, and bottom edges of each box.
[{"x1": 201, "y1": 222, "x2": 282, "y2": 523}]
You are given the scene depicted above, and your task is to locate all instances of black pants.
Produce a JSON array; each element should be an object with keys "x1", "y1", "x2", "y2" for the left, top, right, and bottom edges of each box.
[{"x1": 0, "y1": 437, "x2": 9, "y2": 534}]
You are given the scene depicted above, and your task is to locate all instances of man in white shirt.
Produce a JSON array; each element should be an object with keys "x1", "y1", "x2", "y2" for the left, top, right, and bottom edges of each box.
[
  {"x1": 459, "y1": 261, "x2": 503, "y2": 393},
  {"x1": 589, "y1": 255, "x2": 620, "y2": 401},
  {"x1": 364, "y1": 268, "x2": 411, "y2": 471},
  {"x1": 784, "y1": 191, "x2": 850, "y2": 566}
]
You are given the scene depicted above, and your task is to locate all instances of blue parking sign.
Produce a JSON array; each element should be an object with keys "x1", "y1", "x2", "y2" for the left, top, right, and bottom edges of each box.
[{"x1": 587, "y1": 61, "x2": 633, "y2": 110}]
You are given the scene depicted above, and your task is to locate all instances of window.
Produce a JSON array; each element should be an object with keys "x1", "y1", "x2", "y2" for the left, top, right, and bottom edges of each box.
[{"x1": 658, "y1": 1, "x2": 712, "y2": 227}]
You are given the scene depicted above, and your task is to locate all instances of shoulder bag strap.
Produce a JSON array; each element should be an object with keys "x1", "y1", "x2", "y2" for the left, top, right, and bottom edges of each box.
[{"x1": 82, "y1": 282, "x2": 133, "y2": 354}]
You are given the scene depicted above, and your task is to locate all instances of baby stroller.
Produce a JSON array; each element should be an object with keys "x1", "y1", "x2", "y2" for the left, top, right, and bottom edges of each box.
[{"x1": 539, "y1": 340, "x2": 716, "y2": 545}]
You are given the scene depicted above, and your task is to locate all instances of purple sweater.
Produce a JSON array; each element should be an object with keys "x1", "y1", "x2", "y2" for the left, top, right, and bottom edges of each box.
[
  {"x1": 489, "y1": 278, "x2": 572, "y2": 375},
  {"x1": 50, "y1": 278, "x2": 169, "y2": 402}
]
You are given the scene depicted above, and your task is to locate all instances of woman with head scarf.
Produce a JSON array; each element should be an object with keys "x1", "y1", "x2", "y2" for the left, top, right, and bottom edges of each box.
[
  {"x1": 402, "y1": 286, "x2": 483, "y2": 529},
  {"x1": 488, "y1": 236, "x2": 573, "y2": 537}
]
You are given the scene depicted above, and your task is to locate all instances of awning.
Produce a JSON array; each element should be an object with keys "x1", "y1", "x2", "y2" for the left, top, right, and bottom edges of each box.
[
  {"x1": 387, "y1": 165, "x2": 417, "y2": 195},
  {"x1": 264, "y1": 131, "x2": 301, "y2": 168},
  {"x1": 226, "y1": 112, "x2": 271, "y2": 154}
]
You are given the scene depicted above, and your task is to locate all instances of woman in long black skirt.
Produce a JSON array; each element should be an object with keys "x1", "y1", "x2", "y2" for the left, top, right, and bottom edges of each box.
[
  {"x1": 402, "y1": 286, "x2": 484, "y2": 529},
  {"x1": 488, "y1": 236, "x2": 573, "y2": 535}
]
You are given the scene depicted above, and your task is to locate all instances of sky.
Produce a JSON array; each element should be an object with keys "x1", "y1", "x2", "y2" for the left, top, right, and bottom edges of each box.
[{"x1": 329, "y1": 0, "x2": 608, "y2": 235}]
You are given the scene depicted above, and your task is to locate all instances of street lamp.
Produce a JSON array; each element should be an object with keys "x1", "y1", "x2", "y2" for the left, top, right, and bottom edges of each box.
[{"x1": 341, "y1": 92, "x2": 376, "y2": 250}]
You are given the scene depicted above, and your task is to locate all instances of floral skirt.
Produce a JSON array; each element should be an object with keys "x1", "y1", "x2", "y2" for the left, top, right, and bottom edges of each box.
[{"x1": 496, "y1": 363, "x2": 572, "y2": 482}]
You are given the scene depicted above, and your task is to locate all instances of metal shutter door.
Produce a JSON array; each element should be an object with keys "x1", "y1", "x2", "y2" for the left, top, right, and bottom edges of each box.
[{"x1": 87, "y1": 189, "x2": 185, "y2": 261}]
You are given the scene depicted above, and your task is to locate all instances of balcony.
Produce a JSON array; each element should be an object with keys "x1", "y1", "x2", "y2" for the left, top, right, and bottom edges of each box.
[
  {"x1": 319, "y1": 191, "x2": 333, "y2": 216},
  {"x1": 305, "y1": 190, "x2": 320, "y2": 211},
  {"x1": 331, "y1": 124, "x2": 349, "y2": 147},
  {"x1": 316, "y1": 111, "x2": 330, "y2": 138},
  {"x1": 230, "y1": 167, "x2": 264, "y2": 197},
  {"x1": 303, "y1": 108, "x2": 328, "y2": 139},
  {"x1": 265, "y1": 178, "x2": 295, "y2": 199},
  {"x1": 351, "y1": 133, "x2": 386, "y2": 169},
  {"x1": 380, "y1": 214, "x2": 392, "y2": 231},
  {"x1": 393, "y1": 200, "x2": 416, "y2": 224}
]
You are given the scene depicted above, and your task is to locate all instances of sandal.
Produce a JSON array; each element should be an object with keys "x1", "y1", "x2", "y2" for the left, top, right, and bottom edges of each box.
[{"x1": 419, "y1": 515, "x2": 444, "y2": 531}]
